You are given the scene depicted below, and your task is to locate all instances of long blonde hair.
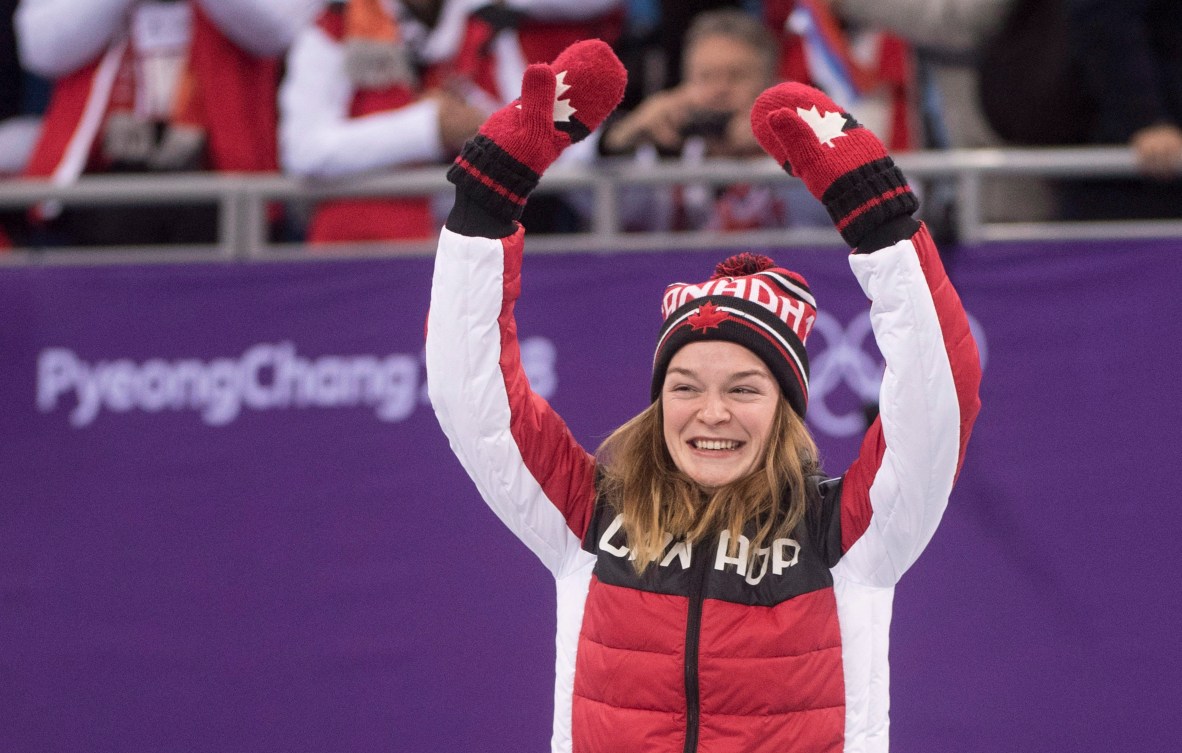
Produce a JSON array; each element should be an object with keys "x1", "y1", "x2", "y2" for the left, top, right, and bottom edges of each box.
[{"x1": 595, "y1": 395, "x2": 820, "y2": 572}]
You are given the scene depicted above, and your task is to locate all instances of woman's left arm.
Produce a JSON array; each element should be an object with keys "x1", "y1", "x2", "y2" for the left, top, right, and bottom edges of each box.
[
  {"x1": 836, "y1": 221, "x2": 981, "y2": 586},
  {"x1": 750, "y1": 82, "x2": 983, "y2": 586}
]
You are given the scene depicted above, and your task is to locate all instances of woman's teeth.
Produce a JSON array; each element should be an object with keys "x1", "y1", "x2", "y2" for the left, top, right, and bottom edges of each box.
[{"x1": 693, "y1": 439, "x2": 739, "y2": 451}]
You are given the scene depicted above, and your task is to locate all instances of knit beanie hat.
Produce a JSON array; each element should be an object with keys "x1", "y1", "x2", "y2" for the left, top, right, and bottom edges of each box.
[{"x1": 650, "y1": 253, "x2": 817, "y2": 417}]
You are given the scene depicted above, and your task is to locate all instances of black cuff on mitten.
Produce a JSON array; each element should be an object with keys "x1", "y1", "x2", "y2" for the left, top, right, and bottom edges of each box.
[
  {"x1": 822, "y1": 157, "x2": 919, "y2": 248},
  {"x1": 854, "y1": 215, "x2": 921, "y2": 254},
  {"x1": 445, "y1": 191, "x2": 518, "y2": 239},
  {"x1": 446, "y1": 135, "x2": 541, "y2": 232}
]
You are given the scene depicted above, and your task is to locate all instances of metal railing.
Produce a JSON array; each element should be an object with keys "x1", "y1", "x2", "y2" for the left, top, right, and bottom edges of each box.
[{"x1": 2, "y1": 146, "x2": 1180, "y2": 264}]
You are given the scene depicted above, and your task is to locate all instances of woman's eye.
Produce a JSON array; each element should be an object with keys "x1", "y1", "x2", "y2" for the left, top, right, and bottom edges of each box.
[{"x1": 731, "y1": 386, "x2": 760, "y2": 395}]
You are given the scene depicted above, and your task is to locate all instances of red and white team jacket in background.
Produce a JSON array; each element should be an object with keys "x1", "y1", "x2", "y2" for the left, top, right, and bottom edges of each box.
[
  {"x1": 279, "y1": 0, "x2": 622, "y2": 242},
  {"x1": 426, "y1": 221, "x2": 981, "y2": 753},
  {"x1": 17, "y1": 0, "x2": 315, "y2": 187}
]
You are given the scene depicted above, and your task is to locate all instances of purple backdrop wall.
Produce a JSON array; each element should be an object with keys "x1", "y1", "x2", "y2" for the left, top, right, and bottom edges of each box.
[{"x1": 1, "y1": 237, "x2": 1179, "y2": 752}]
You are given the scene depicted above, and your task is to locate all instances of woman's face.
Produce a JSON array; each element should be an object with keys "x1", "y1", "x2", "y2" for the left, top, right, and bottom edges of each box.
[{"x1": 661, "y1": 341, "x2": 780, "y2": 490}]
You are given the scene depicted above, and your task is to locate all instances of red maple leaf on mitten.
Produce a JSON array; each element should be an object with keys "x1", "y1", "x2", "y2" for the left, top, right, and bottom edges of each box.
[
  {"x1": 447, "y1": 39, "x2": 626, "y2": 228},
  {"x1": 750, "y1": 82, "x2": 917, "y2": 248}
]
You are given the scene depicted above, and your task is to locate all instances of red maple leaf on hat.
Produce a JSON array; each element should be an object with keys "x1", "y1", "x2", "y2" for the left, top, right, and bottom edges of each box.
[{"x1": 688, "y1": 302, "x2": 728, "y2": 333}]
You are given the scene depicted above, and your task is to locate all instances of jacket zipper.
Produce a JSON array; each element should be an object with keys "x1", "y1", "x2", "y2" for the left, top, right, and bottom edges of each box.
[{"x1": 683, "y1": 550, "x2": 707, "y2": 753}]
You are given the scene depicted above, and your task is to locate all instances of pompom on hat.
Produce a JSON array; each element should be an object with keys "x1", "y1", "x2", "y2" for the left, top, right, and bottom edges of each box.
[{"x1": 650, "y1": 253, "x2": 817, "y2": 417}]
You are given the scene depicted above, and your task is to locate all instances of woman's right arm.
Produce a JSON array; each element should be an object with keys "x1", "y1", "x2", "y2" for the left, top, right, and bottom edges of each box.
[
  {"x1": 425, "y1": 225, "x2": 598, "y2": 579},
  {"x1": 427, "y1": 41, "x2": 625, "y2": 578},
  {"x1": 15, "y1": 0, "x2": 133, "y2": 78}
]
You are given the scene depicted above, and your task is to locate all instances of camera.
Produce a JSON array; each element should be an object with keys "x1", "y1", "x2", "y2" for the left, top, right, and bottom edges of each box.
[{"x1": 679, "y1": 109, "x2": 733, "y2": 139}]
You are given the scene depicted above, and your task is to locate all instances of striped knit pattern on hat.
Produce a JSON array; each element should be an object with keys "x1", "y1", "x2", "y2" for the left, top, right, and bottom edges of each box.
[{"x1": 650, "y1": 253, "x2": 817, "y2": 417}]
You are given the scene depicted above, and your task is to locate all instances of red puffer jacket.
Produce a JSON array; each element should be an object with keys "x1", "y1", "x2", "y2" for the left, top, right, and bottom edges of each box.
[{"x1": 426, "y1": 222, "x2": 981, "y2": 753}]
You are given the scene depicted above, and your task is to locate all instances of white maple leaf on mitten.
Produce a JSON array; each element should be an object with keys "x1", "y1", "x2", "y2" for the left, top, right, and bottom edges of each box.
[
  {"x1": 797, "y1": 105, "x2": 847, "y2": 148},
  {"x1": 516, "y1": 70, "x2": 577, "y2": 123},
  {"x1": 553, "y1": 71, "x2": 575, "y2": 123}
]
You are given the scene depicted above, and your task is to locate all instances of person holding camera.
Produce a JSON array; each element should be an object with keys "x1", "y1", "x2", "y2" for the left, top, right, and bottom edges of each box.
[
  {"x1": 601, "y1": 8, "x2": 768, "y2": 159},
  {"x1": 599, "y1": 8, "x2": 830, "y2": 232}
]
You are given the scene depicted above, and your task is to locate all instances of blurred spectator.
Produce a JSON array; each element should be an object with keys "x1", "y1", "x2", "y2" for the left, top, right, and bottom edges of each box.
[
  {"x1": 600, "y1": 8, "x2": 829, "y2": 232},
  {"x1": 763, "y1": 0, "x2": 921, "y2": 151},
  {"x1": 1, "y1": 0, "x2": 45, "y2": 249},
  {"x1": 601, "y1": 8, "x2": 770, "y2": 160},
  {"x1": 821, "y1": 0, "x2": 1031, "y2": 232},
  {"x1": 975, "y1": 0, "x2": 1182, "y2": 224},
  {"x1": 280, "y1": 0, "x2": 624, "y2": 244},
  {"x1": 280, "y1": 0, "x2": 485, "y2": 243},
  {"x1": 976, "y1": 0, "x2": 1089, "y2": 147},
  {"x1": 1059, "y1": 0, "x2": 1182, "y2": 219},
  {"x1": 774, "y1": 0, "x2": 1051, "y2": 232},
  {"x1": 15, "y1": 0, "x2": 319, "y2": 247},
  {"x1": 830, "y1": 0, "x2": 1011, "y2": 56},
  {"x1": 610, "y1": 0, "x2": 756, "y2": 134},
  {"x1": 615, "y1": 1, "x2": 919, "y2": 126},
  {"x1": 0, "y1": 0, "x2": 41, "y2": 175},
  {"x1": 829, "y1": 0, "x2": 1013, "y2": 149}
]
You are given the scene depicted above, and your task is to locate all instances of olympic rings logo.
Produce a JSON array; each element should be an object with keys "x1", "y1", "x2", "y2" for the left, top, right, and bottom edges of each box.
[{"x1": 805, "y1": 310, "x2": 988, "y2": 438}]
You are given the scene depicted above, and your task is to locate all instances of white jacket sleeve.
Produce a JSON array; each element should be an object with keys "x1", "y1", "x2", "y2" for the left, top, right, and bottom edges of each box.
[
  {"x1": 278, "y1": 24, "x2": 445, "y2": 179},
  {"x1": 832, "y1": 224, "x2": 982, "y2": 588},
  {"x1": 196, "y1": 0, "x2": 321, "y2": 57},
  {"x1": 15, "y1": 0, "x2": 133, "y2": 77},
  {"x1": 426, "y1": 226, "x2": 598, "y2": 579},
  {"x1": 15, "y1": 0, "x2": 318, "y2": 77}
]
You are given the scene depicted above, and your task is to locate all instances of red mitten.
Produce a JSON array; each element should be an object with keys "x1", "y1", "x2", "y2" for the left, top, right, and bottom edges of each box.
[
  {"x1": 750, "y1": 82, "x2": 917, "y2": 248},
  {"x1": 447, "y1": 39, "x2": 626, "y2": 225}
]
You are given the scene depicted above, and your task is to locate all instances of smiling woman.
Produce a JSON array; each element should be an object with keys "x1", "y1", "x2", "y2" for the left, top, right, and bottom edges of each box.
[
  {"x1": 598, "y1": 283, "x2": 822, "y2": 570},
  {"x1": 426, "y1": 38, "x2": 982, "y2": 753}
]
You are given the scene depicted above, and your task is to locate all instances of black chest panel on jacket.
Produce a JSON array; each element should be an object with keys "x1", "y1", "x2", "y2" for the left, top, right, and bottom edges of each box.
[{"x1": 582, "y1": 479, "x2": 845, "y2": 607}]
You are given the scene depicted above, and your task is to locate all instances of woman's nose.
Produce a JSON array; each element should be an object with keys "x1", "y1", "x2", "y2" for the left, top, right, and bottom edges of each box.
[{"x1": 698, "y1": 392, "x2": 730, "y2": 423}]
